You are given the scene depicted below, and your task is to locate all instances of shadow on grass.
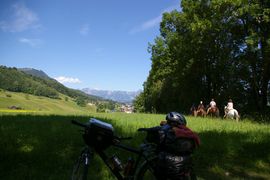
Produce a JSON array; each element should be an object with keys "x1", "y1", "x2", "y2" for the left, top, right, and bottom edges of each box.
[
  {"x1": 195, "y1": 130, "x2": 270, "y2": 180},
  {"x1": 0, "y1": 115, "x2": 103, "y2": 180}
]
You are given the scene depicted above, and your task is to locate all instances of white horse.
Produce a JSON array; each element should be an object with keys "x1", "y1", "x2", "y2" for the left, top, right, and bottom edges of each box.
[{"x1": 224, "y1": 106, "x2": 240, "y2": 122}]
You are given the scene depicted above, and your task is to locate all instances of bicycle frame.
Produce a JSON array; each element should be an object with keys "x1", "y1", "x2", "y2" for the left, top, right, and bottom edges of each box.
[{"x1": 92, "y1": 141, "x2": 155, "y2": 180}]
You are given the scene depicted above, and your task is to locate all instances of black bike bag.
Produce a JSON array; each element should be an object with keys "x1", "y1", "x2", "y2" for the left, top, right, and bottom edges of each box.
[{"x1": 83, "y1": 118, "x2": 114, "y2": 150}]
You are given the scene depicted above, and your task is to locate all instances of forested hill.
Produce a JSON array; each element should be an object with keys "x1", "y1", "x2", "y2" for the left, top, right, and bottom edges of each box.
[{"x1": 0, "y1": 66, "x2": 102, "y2": 102}]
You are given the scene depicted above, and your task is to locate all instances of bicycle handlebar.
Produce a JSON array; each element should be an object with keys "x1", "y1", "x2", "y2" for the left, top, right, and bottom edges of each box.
[
  {"x1": 72, "y1": 120, "x2": 132, "y2": 141},
  {"x1": 71, "y1": 120, "x2": 88, "y2": 128},
  {"x1": 138, "y1": 126, "x2": 160, "y2": 132},
  {"x1": 72, "y1": 120, "x2": 159, "y2": 134}
]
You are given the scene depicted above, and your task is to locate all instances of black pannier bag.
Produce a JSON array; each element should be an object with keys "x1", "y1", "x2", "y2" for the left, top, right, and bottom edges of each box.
[
  {"x1": 143, "y1": 125, "x2": 196, "y2": 154},
  {"x1": 156, "y1": 152, "x2": 193, "y2": 180},
  {"x1": 83, "y1": 118, "x2": 114, "y2": 150},
  {"x1": 155, "y1": 125, "x2": 198, "y2": 179},
  {"x1": 162, "y1": 130, "x2": 196, "y2": 155}
]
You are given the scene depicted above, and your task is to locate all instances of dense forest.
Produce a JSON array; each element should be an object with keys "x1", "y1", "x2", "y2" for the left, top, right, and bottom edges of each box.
[{"x1": 134, "y1": 0, "x2": 270, "y2": 119}]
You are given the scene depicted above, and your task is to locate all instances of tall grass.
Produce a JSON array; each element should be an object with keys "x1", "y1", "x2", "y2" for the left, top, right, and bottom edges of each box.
[{"x1": 0, "y1": 113, "x2": 269, "y2": 180}]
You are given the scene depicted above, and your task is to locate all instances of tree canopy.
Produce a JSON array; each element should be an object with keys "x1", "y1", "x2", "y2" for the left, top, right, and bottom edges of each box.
[{"x1": 134, "y1": 0, "x2": 270, "y2": 119}]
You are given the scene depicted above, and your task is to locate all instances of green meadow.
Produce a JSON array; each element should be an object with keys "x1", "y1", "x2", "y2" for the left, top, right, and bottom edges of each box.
[{"x1": 0, "y1": 113, "x2": 269, "y2": 180}]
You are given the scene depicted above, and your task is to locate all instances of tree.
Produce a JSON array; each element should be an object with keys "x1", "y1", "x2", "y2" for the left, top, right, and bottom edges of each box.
[
  {"x1": 75, "y1": 97, "x2": 86, "y2": 107},
  {"x1": 133, "y1": 92, "x2": 146, "y2": 112},
  {"x1": 135, "y1": 0, "x2": 270, "y2": 118}
]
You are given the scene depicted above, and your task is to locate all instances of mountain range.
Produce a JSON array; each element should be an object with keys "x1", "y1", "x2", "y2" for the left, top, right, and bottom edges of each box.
[{"x1": 82, "y1": 88, "x2": 141, "y2": 103}]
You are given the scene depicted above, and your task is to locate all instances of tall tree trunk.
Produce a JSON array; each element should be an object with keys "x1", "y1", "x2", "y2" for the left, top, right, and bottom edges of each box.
[{"x1": 260, "y1": 29, "x2": 270, "y2": 109}]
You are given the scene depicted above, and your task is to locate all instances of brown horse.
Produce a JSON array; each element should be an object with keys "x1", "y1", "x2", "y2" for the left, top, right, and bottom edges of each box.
[
  {"x1": 207, "y1": 106, "x2": 220, "y2": 117},
  {"x1": 190, "y1": 105, "x2": 197, "y2": 116},
  {"x1": 196, "y1": 107, "x2": 207, "y2": 117}
]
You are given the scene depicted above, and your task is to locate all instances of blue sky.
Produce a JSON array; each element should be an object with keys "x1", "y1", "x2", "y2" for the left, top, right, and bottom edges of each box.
[{"x1": 0, "y1": 0, "x2": 180, "y2": 91}]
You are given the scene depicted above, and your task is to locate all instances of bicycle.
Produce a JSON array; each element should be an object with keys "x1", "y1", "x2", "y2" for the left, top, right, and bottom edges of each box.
[{"x1": 71, "y1": 118, "x2": 196, "y2": 180}]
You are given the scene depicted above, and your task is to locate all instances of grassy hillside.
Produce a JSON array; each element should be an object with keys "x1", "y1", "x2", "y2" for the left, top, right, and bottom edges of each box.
[
  {"x1": 0, "y1": 66, "x2": 104, "y2": 103},
  {"x1": 0, "y1": 113, "x2": 269, "y2": 180},
  {"x1": 0, "y1": 89, "x2": 96, "y2": 115}
]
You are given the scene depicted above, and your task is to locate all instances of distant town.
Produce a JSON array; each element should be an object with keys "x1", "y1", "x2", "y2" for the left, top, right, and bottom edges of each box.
[{"x1": 120, "y1": 104, "x2": 134, "y2": 113}]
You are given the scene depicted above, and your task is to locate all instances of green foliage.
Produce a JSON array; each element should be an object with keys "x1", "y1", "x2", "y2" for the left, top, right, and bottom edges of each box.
[
  {"x1": 75, "y1": 97, "x2": 86, "y2": 107},
  {"x1": 96, "y1": 103, "x2": 106, "y2": 112},
  {"x1": 96, "y1": 101, "x2": 116, "y2": 112},
  {"x1": 137, "y1": 0, "x2": 270, "y2": 119},
  {"x1": 133, "y1": 92, "x2": 146, "y2": 112},
  {"x1": 6, "y1": 94, "x2": 12, "y2": 98}
]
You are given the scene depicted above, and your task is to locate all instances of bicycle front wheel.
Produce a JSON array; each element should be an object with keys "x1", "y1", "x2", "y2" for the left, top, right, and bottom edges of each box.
[
  {"x1": 135, "y1": 157, "x2": 197, "y2": 180},
  {"x1": 71, "y1": 149, "x2": 90, "y2": 180},
  {"x1": 134, "y1": 157, "x2": 158, "y2": 180}
]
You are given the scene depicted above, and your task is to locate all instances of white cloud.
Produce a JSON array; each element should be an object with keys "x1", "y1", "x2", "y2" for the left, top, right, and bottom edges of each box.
[
  {"x1": 19, "y1": 38, "x2": 42, "y2": 47},
  {"x1": 0, "y1": 2, "x2": 40, "y2": 32},
  {"x1": 79, "y1": 24, "x2": 89, "y2": 36},
  {"x1": 129, "y1": 15, "x2": 162, "y2": 34},
  {"x1": 54, "y1": 76, "x2": 82, "y2": 84},
  {"x1": 129, "y1": 5, "x2": 180, "y2": 34}
]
